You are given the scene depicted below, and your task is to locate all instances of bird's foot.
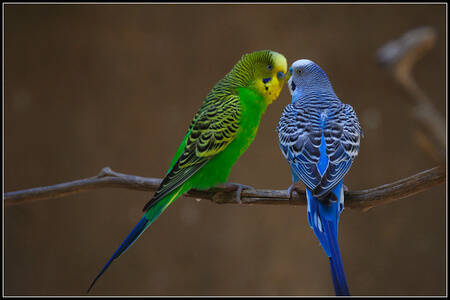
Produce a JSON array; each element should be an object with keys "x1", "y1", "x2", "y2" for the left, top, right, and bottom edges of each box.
[
  {"x1": 226, "y1": 182, "x2": 254, "y2": 204},
  {"x1": 343, "y1": 184, "x2": 349, "y2": 192},
  {"x1": 287, "y1": 182, "x2": 302, "y2": 200}
]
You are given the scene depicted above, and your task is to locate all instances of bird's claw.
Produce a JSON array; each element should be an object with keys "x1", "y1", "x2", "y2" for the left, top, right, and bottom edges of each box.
[
  {"x1": 343, "y1": 184, "x2": 349, "y2": 192},
  {"x1": 227, "y1": 182, "x2": 254, "y2": 204},
  {"x1": 287, "y1": 182, "x2": 302, "y2": 200}
]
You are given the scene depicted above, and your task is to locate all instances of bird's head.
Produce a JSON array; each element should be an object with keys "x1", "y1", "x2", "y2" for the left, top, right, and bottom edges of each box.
[
  {"x1": 287, "y1": 59, "x2": 334, "y2": 101},
  {"x1": 237, "y1": 50, "x2": 288, "y2": 104}
]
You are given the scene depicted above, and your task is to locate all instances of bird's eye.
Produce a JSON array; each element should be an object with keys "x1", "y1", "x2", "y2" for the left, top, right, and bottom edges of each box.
[
  {"x1": 297, "y1": 69, "x2": 303, "y2": 75},
  {"x1": 267, "y1": 64, "x2": 273, "y2": 71}
]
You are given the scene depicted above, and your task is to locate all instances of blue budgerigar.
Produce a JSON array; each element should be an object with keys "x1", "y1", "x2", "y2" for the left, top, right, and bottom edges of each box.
[{"x1": 277, "y1": 59, "x2": 362, "y2": 296}]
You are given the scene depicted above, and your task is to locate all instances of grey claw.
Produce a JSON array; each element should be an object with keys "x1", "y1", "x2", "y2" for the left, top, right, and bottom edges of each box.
[
  {"x1": 235, "y1": 185, "x2": 243, "y2": 204},
  {"x1": 287, "y1": 184, "x2": 295, "y2": 199},
  {"x1": 287, "y1": 182, "x2": 301, "y2": 200},
  {"x1": 228, "y1": 182, "x2": 253, "y2": 204}
]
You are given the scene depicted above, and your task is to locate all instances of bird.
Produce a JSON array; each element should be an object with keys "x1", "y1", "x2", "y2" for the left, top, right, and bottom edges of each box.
[
  {"x1": 276, "y1": 59, "x2": 362, "y2": 296},
  {"x1": 87, "y1": 50, "x2": 288, "y2": 292}
]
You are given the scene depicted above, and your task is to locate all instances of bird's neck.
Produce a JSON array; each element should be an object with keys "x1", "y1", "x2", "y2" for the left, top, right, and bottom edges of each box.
[
  {"x1": 238, "y1": 87, "x2": 268, "y2": 116},
  {"x1": 292, "y1": 86, "x2": 338, "y2": 106}
]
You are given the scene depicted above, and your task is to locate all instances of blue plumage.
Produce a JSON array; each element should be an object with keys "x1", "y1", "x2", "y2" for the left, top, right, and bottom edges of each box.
[
  {"x1": 277, "y1": 59, "x2": 361, "y2": 296},
  {"x1": 87, "y1": 216, "x2": 150, "y2": 293}
]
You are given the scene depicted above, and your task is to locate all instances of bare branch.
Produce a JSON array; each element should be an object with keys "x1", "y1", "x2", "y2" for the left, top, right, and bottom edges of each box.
[
  {"x1": 4, "y1": 28, "x2": 447, "y2": 212},
  {"x1": 4, "y1": 166, "x2": 445, "y2": 212},
  {"x1": 377, "y1": 26, "x2": 446, "y2": 162}
]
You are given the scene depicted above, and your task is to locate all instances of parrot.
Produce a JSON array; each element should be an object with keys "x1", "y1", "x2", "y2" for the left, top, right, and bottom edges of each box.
[
  {"x1": 87, "y1": 50, "x2": 288, "y2": 292},
  {"x1": 276, "y1": 59, "x2": 362, "y2": 296}
]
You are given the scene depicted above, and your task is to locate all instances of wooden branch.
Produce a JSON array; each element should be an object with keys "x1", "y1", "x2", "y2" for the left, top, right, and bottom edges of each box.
[
  {"x1": 376, "y1": 26, "x2": 446, "y2": 163},
  {"x1": 5, "y1": 27, "x2": 446, "y2": 213},
  {"x1": 4, "y1": 166, "x2": 445, "y2": 212}
]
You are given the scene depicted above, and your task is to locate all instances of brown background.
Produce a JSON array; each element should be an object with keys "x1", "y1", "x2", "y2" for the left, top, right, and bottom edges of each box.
[{"x1": 4, "y1": 4, "x2": 446, "y2": 296}]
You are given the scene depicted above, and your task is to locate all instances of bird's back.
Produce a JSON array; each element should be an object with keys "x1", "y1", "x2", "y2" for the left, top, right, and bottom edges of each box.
[{"x1": 278, "y1": 93, "x2": 360, "y2": 198}]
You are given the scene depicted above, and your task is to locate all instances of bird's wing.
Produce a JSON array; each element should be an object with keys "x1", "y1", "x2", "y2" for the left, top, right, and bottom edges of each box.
[
  {"x1": 277, "y1": 103, "x2": 322, "y2": 190},
  {"x1": 277, "y1": 102, "x2": 361, "y2": 197},
  {"x1": 143, "y1": 95, "x2": 241, "y2": 211},
  {"x1": 313, "y1": 103, "x2": 362, "y2": 197}
]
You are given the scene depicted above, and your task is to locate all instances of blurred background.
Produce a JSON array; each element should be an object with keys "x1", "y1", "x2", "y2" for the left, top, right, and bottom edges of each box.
[{"x1": 4, "y1": 4, "x2": 446, "y2": 296}]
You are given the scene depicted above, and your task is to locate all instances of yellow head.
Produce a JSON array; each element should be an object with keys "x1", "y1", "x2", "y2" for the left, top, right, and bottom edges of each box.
[
  {"x1": 249, "y1": 50, "x2": 288, "y2": 104},
  {"x1": 231, "y1": 50, "x2": 288, "y2": 104}
]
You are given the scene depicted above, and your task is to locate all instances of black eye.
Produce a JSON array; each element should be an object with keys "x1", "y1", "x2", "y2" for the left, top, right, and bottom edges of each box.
[
  {"x1": 296, "y1": 69, "x2": 302, "y2": 75},
  {"x1": 267, "y1": 64, "x2": 273, "y2": 71}
]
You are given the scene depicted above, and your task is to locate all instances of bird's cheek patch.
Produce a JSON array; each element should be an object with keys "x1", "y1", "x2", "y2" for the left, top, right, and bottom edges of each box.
[
  {"x1": 291, "y1": 81, "x2": 296, "y2": 92},
  {"x1": 262, "y1": 77, "x2": 272, "y2": 92}
]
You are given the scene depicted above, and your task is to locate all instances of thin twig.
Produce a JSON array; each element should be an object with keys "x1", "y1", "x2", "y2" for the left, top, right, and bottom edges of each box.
[
  {"x1": 4, "y1": 166, "x2": 445, "y2": 212},
  {"x1": 377, "y1": 26, "x2": 446, "y2": 162}
]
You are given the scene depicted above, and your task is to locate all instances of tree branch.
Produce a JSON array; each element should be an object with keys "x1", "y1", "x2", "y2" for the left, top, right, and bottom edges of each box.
[
  {"x1": 377, "y1": 26, "x2": 446, "y2": 163},
  {"x1": 4, "y1": 166, "x2": 445, "y2": 212},
  {"x1": 4, "y1": 28, "x2": 446, "y2": 213}
]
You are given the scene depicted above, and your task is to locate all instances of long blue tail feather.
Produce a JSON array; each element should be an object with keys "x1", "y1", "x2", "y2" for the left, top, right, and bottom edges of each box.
[
  {"x1": 306, "y1": 184, "x2": 350, "y2": 296},
  {"x1": 87, "y1": 187, "x2": 184, "y2": 293},
  {"x1": 87, "y1": 216, "x2": 150, "y2": 293},
  {"x1": 325, "y1": 219, "x2": 349, "y2": 296}
]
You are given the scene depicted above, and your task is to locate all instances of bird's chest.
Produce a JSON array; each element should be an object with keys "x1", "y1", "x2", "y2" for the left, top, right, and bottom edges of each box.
[
  {"x1": 233, "y1": 110, "x2": 262, "y2": 156},
  {"x1": 233, "y1": 90, "x2": 267, "y2": 155}
]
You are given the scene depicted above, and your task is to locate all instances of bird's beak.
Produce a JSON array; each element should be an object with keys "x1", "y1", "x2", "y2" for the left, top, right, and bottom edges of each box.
[
  {"x1": 286, "y1": 67, "x2": 292, "y2": 82},
  {"x1": 286, "y1": 71, "x2": 292, "y2": 82}
]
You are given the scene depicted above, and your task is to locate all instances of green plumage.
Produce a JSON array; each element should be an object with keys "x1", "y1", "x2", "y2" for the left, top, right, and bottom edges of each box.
[
  {"x1": 144, "y1": 51, "x2": 276, "y2": 212},
  {"x1": 88, "y1": 50, "x2": 287, "y2": 292}
]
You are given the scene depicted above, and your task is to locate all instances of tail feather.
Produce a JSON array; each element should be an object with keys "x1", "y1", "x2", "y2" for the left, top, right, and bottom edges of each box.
[
  {"x1": 306, "y1": 184, "x2": 350, "y2": 296},
  {"x1": 87, "y1": 186, "x2": 184, "y2": 293},
  {"x1": 87, "y1": 216, "x2": 150, "y2": 293},
  {"x1": 325, "y1": 219, "x2": 350, "y2": 296}
]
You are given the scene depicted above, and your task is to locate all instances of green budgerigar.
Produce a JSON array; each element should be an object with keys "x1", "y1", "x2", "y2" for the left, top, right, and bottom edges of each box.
[{"x1": 88, "y1": 50, "x2": 288, "y2": 292}]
